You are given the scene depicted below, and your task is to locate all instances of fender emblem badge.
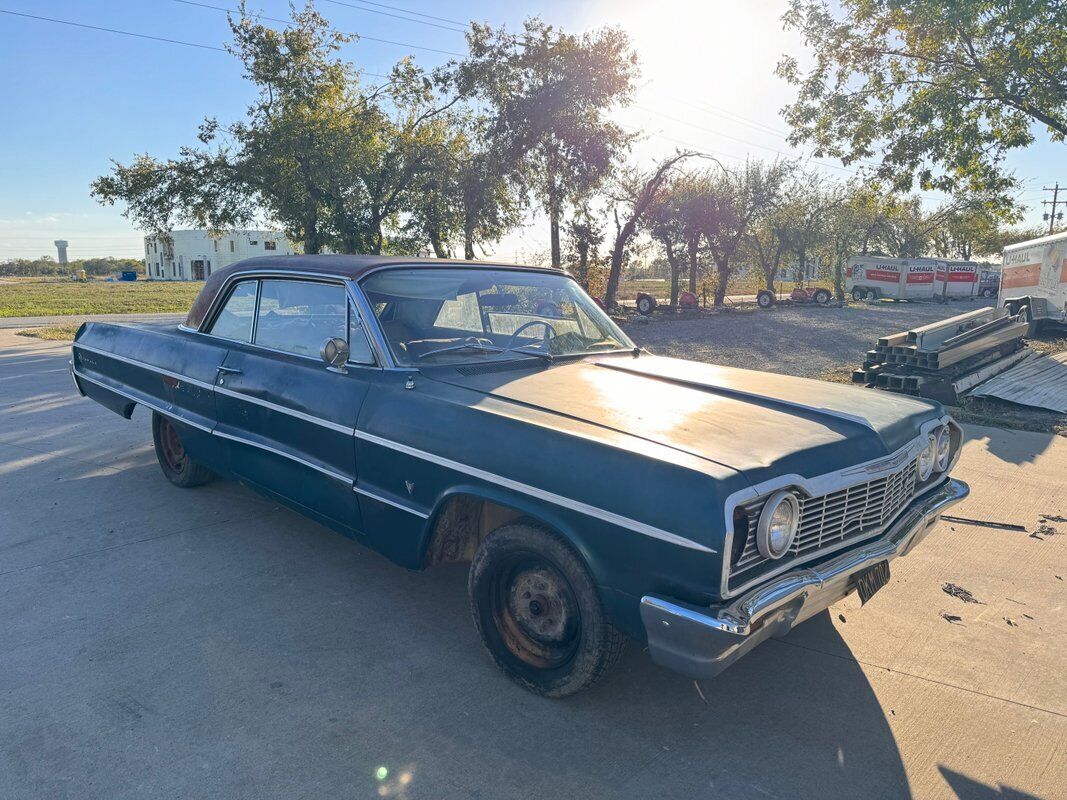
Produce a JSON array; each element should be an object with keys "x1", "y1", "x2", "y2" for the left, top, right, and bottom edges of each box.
[{"x1": 404, "y1": 481, "x2": 415, "y2": 495}]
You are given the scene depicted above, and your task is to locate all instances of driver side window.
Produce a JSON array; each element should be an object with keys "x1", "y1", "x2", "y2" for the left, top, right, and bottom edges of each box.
[{"x1": 254, "y1": 279, "x2": 346, "y2": 357}]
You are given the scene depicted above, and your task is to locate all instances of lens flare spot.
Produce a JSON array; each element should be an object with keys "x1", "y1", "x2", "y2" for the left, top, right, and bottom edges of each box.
[{"x1": 375, "y1": 766, "x2": 388, "y2": 782}]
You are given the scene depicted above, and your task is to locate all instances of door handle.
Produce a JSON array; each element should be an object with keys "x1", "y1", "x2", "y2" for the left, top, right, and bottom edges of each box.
[{"x1": 216, "y1": 365, "x2": 242, "y2": 375}]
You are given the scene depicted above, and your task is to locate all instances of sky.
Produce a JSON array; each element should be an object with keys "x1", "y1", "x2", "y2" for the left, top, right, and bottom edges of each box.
[{"x1": 0, "y1": 0, "x2": 1063, "y2": 262}]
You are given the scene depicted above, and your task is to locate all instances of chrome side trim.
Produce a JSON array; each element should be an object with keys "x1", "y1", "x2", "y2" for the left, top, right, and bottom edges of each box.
[
  {"x1": 354, "y1": 429, "x2": 715, "y2": 553},
  {"x1": 73, "y1": 342, "x2": 216, "y2": 391},
  {"x1": 353, "y1": 484, "x2": 430, "y2": 518},
  {"x1": 718, "y1": 413, "x2": 960, "y2": 599},
  {"x1": 72, "y1": 368, "x2": 213, "y2": 433},
  {"x1": 75, "y1": 341, "x2": 358, "y2": 436},
  {"x1": 212, "y1": 385, "x2": 355, "y2": 435},
  {"x1": 211, "y1": 429, "x2": 351, "y2": 484}
]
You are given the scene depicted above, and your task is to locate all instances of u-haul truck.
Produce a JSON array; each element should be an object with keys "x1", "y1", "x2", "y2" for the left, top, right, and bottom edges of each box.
[
  {"x1": 846, "y1": 256, "x2": 940, "y2": 300},
  {"x1": 999, "y1": 231, "x2": 1067, "y2": 331}
]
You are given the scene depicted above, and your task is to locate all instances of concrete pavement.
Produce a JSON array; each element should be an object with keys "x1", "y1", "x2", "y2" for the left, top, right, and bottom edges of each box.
[{"x1": 1, "y1": 329, "x2": 1064, "y2": 799}]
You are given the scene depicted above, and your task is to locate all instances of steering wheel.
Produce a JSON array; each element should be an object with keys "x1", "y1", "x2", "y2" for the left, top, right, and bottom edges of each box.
[{"x1": 506, "y1": 319, "x2": 557, "y2": 351}]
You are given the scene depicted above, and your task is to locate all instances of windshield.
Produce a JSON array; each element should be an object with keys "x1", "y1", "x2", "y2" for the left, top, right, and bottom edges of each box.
[{"x1": 360, "y1": 268, "x2": 633, "y2": 366}]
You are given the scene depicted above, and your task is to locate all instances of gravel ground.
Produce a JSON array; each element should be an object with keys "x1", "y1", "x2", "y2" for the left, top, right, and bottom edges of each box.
[{"x1": 622, "y1": 298, "x2": 998, "y2": 379}]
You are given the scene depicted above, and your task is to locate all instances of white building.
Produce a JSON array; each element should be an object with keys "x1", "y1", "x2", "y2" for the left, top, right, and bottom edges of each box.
[{"x1": 143, "y1": 230, "x2": 296, "y2": 280}]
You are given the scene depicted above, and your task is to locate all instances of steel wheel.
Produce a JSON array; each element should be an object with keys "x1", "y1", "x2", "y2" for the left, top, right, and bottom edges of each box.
[
  {"x1": 489, "y1": 556, "x2": 581, "y2": 670},
  {"x1": 151, "y1": 412, "x2": 214, "y2": 488},
  {"x1": 158, "y1": 417, "x2": 187, "y2": 474}
]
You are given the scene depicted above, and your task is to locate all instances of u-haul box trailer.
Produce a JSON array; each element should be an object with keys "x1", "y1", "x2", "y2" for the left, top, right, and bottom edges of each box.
[
  {"x1": 999, "y1": 231, "x2": 1067, "y2": 329},
  {"x1": 934, "y1": 260, "x2": 979, "y2": 300},
  {"x1": 846, "y1": 256, "x2": 939, "y2": 300}
]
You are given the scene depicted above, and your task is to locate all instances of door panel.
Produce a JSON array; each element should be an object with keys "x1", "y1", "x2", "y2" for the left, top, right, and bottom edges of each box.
[{"x1": 213, "y1": 345, "x2": 371, "y2": 532}]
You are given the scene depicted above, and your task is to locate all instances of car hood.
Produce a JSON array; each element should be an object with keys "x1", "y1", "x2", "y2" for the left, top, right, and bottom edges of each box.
[{"x1": 429, "y1": 354, "x2": 941, "y2": 484}]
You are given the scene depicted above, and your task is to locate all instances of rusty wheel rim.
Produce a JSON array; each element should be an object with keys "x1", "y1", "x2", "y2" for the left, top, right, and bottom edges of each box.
[
  {"x1": 490, "y1": 555, "x2": 580, "y2": 670},
  {"x1": 159, "y1": 418, "x2": 187, "y2": 474}
]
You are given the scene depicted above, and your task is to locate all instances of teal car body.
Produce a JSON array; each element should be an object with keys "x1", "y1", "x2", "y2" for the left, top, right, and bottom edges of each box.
[{"x1": 71, "y1": 255, "x2": 969, "y2": 682}]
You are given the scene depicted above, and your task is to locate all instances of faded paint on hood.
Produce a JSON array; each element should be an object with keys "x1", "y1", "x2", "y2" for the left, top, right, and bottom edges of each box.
[{"x1": 430, "y1": 354, "x2": 940, "y2": 485}]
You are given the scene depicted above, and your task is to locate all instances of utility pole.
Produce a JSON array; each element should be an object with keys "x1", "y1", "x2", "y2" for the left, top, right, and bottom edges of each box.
[{"x1": 1043, "y1": 183, "x2": 1064, "y2": 235}]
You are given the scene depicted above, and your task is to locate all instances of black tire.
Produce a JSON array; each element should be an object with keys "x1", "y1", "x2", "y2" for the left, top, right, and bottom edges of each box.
[
  {"x1": 468, "y1": 521, "x2": 625, "y2": 697},
  {"x1": 635, "y1": 293, "x2": 656, "y2": 316},
  {"x1": 814, "y1": 288, "x2": 832, "y2": 305},
  {"x1": 852, "y1": 286, "x2": 868, "y2": 301},
  {"x1": 756, "y1": 289, "x2": 776, "y2": 309},
  {"x1": 152, "y1": 412, "x2": 214, "y2": 488}
]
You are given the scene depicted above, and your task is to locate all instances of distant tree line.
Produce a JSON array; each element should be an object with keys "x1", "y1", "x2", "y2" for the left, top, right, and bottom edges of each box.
[
  {"x1": 0, "y1": 256, "x2": 145, "y2": 278},
  {"x1": 91, "y1": 0, "x2": 1061, "y2": 308}
]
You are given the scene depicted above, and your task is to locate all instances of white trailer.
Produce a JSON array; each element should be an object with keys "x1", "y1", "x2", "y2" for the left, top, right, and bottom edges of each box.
[
  {"x1": 999, "y1": 231, "x2": 1067, "y2": 330},
  {"x1": 933, "y1": 260, "x2": 979, "y2": 301},
  {"x1": 846, "y1": 256, "x2": 939, "y2": 301}
]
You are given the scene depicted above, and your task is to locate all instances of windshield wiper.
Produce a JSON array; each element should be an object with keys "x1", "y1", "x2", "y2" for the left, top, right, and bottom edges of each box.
[{"x1": 507, "y1": 345, "x2": 553, "y2": 361}]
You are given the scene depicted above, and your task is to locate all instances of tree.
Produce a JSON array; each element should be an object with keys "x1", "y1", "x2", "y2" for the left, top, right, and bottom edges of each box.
[
  {"x1": 603, "y1": 152, "x2": 702, "y2": 310},
  {"x1": 92, "y1": 4, "x2": 460, "y2": 255},
  {"x1": 701, "y1": 159, "x2": 792, "y2": 305},
  {"x1": 778, "y1": 0, "x2": 1067, "y2": 201},
  {"x1": 565, "y1": 203, "x2": 605, "y2": 290},
  {"x1": 646, "y1": 179, "x2": 689, "y2": 306},
  {"x1": 457, "y1": 19, "x2": 639, "y2": 267}
]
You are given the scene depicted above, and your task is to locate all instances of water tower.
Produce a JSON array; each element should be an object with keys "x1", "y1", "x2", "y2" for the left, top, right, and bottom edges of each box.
[{"x1": 54, "y1": 240, "x2": 69, "y2": 265}]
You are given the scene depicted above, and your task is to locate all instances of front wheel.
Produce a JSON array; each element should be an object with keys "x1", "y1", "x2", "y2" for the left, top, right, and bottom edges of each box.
[
  {"x1": 468, "y1": 522, "x2": 625, "y2": 697},
  {"x1": 152, "y1": 412, "x2": 214, "y2": 488},
  {"x1": 756, "y1": 289, "x2": 776, "y2": 309},
  {"x1": 814, "y1": 288, "x2": 832, "y2": 305}
]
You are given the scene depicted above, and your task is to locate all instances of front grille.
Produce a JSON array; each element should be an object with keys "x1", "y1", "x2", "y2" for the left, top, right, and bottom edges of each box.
[{"x1": 729, "y1": 458, "x2": 919, "y2": 590}]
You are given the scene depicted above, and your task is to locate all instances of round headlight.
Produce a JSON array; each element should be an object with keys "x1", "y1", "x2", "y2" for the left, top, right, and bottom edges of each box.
[
  {"x1": 756, "y1": 491, "x2": 800, "y2": 559},
  {"x1": 917, "y1": 434, "x2": 937, "y2": 481},
  {"x1": 935, "y1": 426, "x2": 952, "y2": 472}
]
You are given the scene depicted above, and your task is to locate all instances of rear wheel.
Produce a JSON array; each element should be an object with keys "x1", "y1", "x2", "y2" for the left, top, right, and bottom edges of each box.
[
  {"x1": 756, "y1": 289, "x2": 776, "y2": 309},
  {"x1": 469, "y1": 522, "x2": 625, "y2": 697},
  {"x1": 814, "y1": 288, "x2": 832, "y2": 305},
  {"x1": 852, "y1": 286, "x2": 868, "y2": 301},
  {"x1": 635, "y1": 293, "x2": 657, "y2": 316},
  {"x1": 152, "y1": 412, "x2": 214, "y2": 488}
]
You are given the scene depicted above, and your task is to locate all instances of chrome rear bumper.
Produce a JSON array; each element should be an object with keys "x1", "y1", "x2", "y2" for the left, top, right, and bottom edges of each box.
[{"x1": 640, "y1": 478, "x2": 969, "y2": 680}]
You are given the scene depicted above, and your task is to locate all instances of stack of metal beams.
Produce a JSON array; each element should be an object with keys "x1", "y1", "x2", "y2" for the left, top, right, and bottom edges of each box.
[{"x1": 852, "y1": 307, "x2": 1032, "y2": 402}]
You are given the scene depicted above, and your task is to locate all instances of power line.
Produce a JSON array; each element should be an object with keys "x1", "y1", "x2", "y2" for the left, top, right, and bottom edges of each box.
[
  {"x1": 0, "y1": 8, "x2": 226, "y2": 51},
  {"x1": 320, "y1": 0, "x2": 467, "y2": 34},
  {"x1": 335, "y1": 0, "x2": 469, "y2": 28},
  {"x1": 172, "y1": 0, "x2": 464, "y2": 57},
  {"x1": 0, "y1": 8, "x2": 388, "y2": 77}
]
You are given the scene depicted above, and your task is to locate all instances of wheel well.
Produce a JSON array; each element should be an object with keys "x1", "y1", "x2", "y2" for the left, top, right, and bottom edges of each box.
[{"x1": 422, "y1": 494, "x2": 526, "y2": 567}]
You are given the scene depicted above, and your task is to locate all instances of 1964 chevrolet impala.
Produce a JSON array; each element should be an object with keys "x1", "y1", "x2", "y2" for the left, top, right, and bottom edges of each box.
[{"x1": 71, "y1": 256, "x2": 969, "y2": 696}]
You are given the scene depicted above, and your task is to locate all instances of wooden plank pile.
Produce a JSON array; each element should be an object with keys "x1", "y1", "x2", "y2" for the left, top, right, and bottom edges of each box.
[{"x1": 853, "y1": 307, "x2": 1032, "y2": 403}]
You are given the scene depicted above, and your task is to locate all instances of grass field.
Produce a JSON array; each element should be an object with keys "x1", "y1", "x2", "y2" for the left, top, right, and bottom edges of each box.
[{"x1": 0, "y1": 278, "x2": 201, "y2": 317}]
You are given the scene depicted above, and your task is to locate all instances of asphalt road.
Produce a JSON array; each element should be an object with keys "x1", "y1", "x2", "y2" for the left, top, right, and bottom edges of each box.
[{"x1": 1, "y1": 329, "x2": 1065, "y2": 800}]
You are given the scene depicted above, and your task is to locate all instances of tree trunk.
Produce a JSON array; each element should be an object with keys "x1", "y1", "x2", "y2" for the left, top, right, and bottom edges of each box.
[
  {"x1": 687, "y1": 235, "x2": 699, "y2": 294},
  {"x1": 576, "y1": 240, "x2": 590, "y2": 289},
  {"x1": 463, "y1": 228, "x2": 475, "y2": 260},
  {"x1": 664, "y1": 238, "x2": 682, "y2": 307},
  {"x1": 549, "y1": 194, "x2": 562, "y2": 269},
  {"x1": 605, "y1": 216, "x2": 638, "y2": 310},
  {"x1": 428, "y1": 230, "x2": 448, "y2": 259},
  {"x1": 714, "y1": 257, "x2": 730, "y2": 306},
  {"x1": 834, "y1": 256, "x2": 845, "y2": 300}
]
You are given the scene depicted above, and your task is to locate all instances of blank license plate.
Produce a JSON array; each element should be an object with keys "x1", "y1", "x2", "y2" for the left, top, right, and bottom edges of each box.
[{"x1": 855, "y1": 561, "x2": 890, "y2": 605}]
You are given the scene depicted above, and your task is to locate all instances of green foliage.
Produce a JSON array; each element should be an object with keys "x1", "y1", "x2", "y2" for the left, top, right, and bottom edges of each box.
[
  {"x1": 456, "y1": 18, "x2": 639, "y2": 266},
  {"x1": 0, "y1": 256, "x2": 144, "y2": 278},
  {"x1": 778, "y1": 0, "x2": 1067, "y2": 201}
]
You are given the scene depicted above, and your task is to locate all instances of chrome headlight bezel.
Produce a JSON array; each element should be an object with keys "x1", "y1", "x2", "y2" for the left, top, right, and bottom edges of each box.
[
  {"x1": 756, "y1": 490, "x2": 800, "y2": 560},
  {"x1": 934, "y1": 425, "x2": 952, "y2": 472},
  {"x1": 917, "y1": 433, "x2": 937, "y2": 481}
]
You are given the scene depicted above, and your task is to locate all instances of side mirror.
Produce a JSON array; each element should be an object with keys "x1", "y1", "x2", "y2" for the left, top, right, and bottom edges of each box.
[{"x1": 320, "y1": 337, "x2": 350, "y2": 373}]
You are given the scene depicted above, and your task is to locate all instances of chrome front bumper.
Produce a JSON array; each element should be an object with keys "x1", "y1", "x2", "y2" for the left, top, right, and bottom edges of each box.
[{"x1": 640, "y1": 478, "x2": 969, "y2": 680}]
